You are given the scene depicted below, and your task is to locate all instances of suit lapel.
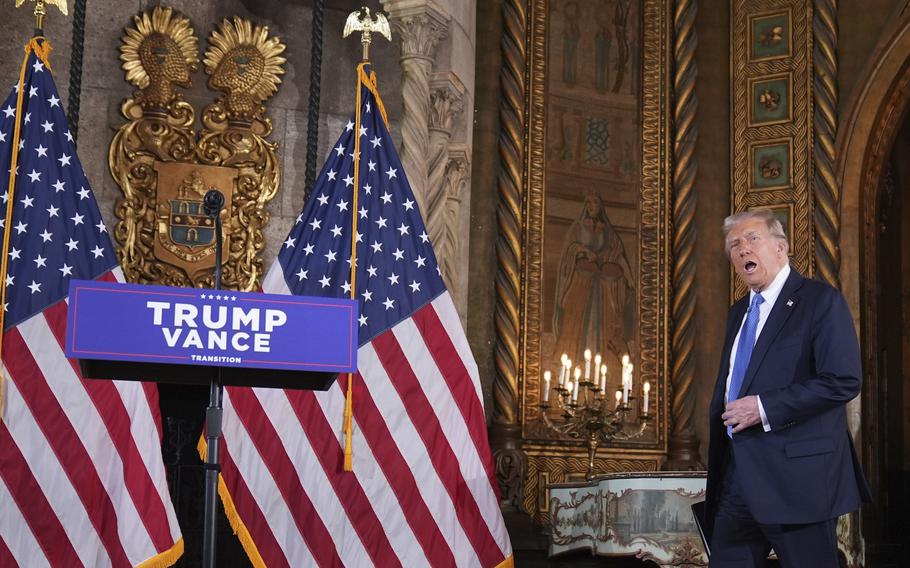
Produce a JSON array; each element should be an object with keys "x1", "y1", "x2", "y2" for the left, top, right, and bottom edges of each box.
[{"x1": 736, "y1": 269, "x2": 805, "y2": 398}]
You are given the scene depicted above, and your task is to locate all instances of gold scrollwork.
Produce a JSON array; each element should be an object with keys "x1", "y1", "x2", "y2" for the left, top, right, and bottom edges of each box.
[{"x1": 109, "y1": 6, "x2": 286, "y2": 290}]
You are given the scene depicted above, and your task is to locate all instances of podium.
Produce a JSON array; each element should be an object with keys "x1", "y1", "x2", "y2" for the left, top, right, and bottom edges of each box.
[
  {"x1": 65, "y1": 278, "x2": 358, "y2": 567},
  {"x1": 65, "y1": 279, "x2": 357, "y2": 388}
]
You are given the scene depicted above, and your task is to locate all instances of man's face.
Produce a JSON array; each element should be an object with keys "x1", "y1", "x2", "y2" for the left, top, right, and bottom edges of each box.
[{"x1": 725, "y1": 218, "x2": 787, "y2": 292}]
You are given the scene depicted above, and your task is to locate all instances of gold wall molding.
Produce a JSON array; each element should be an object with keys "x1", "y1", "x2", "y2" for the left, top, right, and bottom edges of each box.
[
  {"x1": 667, "y1": 0, "x2": 703, "y2": 470},
  {"x1": 109, "y1": 7, "x2": 285, "y2": 290},
  {"x1": 812, "y1": 0, "x2": 839, "y2": 287},
  {"x1": 731, "y1": 1, "x2": 814, "y2": 300}
]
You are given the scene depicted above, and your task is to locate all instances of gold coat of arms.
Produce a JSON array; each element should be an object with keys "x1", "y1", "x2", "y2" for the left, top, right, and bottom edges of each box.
[{"x1": 109, "y1": 6, "x2": 285, "y2": 290}]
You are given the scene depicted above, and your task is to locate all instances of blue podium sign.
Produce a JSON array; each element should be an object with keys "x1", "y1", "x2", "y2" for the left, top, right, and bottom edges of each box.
[{"x1": 65, "y1": 280, "x2": 357, "y2": 374}]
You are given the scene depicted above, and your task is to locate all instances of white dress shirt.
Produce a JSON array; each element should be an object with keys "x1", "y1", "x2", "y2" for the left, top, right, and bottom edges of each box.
[{"x1": 725, "y1": 263, "x2": 791, "y2": 432}]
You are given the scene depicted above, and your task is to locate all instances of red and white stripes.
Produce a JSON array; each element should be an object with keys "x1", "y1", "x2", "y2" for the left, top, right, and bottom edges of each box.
[
  {"x1": 218, "y1": 263, "x2": 511, "y2": 567},
  {"x1": 0, "y1": 269, "x2": 183, "y2": 567}
]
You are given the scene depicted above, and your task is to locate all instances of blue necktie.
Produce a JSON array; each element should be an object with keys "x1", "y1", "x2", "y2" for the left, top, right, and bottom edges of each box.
[{"x1": 727, "y1": 293, "x2": 764, "y2": 437}]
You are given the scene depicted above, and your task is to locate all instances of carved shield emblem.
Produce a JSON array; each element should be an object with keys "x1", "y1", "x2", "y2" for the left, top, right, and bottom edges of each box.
[
  {"x1": 109, "y1": 7, "x2": 285, "y2": 290},
  {"x1": 153, "y1": 161, "x2": 236, "y2": 277}
]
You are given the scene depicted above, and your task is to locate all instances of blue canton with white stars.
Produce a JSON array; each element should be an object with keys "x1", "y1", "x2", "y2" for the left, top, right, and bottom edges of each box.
[
  {"x1": 1, "y1": 49, "x2": 116, "y2": 330},
  {"x1": 279, "y1": 71, "x2": 446, "y2": 346}
]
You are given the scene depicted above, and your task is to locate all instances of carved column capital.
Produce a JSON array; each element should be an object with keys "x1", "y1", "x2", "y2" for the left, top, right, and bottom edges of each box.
[
  {"x1": 384, "y1": 0, "x2": 450, "y2": 60},
  {"x1": 430, "y1": 72, "x2": 466, "y2": 134}
]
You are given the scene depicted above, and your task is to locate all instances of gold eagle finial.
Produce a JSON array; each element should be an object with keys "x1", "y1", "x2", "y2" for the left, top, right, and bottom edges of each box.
[
  {"x1": 15, "y1": 0, "x2": 68, "y2": 30},
  {"x1": 343, "y1": 7, "x2": 391, "y2": 61}
]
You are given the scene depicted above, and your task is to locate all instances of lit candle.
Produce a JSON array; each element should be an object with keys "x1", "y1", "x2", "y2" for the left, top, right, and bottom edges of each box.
[
  {"x1": 559, "y1": 353, "x2": 568, "y2": 386},
  {"x1": 593, "y1": 353, "x2": 602, "y2": 388},
  {"x1": 600, "y1": 364, "x2": 607, "y2": 393},
  {"x1": 643, "y1": 381, "x2": 651, "y2": 415},
  {"x1": 614, "y1": 389, "x2": 622, "y2": 407},
  {"x1": 543, "y1": 370, "x2": 551, "y2": 403},
  {"x1": 584, "y1": 349, "x2": 592, "y2": 381},
  {"x1": 573, "y1": 367, "x2": 581, "y2": 401},
  {"x1": 565, "y1": 378, "x2": 573, "y2": 397}
]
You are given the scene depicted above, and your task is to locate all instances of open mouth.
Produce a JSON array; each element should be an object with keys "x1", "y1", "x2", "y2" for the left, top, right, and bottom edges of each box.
[{"x1": 744, "y1": 261, "x2": 757, "y2": 274}]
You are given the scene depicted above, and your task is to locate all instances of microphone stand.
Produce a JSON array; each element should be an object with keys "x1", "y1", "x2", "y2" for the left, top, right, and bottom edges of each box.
[{"x1": 201, "y1": 188, "x2": 225, "y2": 568}]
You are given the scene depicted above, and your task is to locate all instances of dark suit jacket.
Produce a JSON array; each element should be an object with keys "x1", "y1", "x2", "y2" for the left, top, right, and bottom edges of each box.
[{"x1": 705, "y1": 269, "x2": 871, "y2": 529}]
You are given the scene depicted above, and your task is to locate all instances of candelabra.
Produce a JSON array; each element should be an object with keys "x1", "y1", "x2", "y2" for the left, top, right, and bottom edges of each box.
[{"x1": 540, "y1": 351, "x2": 652, "y2": 481}]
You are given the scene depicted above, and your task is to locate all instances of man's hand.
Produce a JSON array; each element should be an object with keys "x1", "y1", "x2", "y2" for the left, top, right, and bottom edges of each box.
[{"x1": 722, "y1": 395, "x2": 762, "y2": 434}]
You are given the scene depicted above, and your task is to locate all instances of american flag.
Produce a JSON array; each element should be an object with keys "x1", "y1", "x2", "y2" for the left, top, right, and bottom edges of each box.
[
  {"x1": 217, "y1": 65, "x2": 513, "y2": 567},
  {"x1": 0, "y1": 41, "x2": 183, "y2": 566}
]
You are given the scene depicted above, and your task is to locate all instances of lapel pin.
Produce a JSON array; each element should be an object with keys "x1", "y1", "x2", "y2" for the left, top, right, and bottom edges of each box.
[{"x1": 786, "y1": 299, "x2": 794, "y2": 307}]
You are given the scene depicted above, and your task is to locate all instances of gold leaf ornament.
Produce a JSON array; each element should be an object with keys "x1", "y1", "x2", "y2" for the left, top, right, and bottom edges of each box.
[
  {"x1": 119, "y1": 6, "x2": 199, "y2": 108},
  {"x1": 204, "y1": 17, "x2": 286, "y2": 120}
]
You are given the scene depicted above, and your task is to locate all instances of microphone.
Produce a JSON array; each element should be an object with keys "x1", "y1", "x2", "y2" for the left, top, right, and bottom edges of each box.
[{"x1": 203, "y1": 189, "x2": 225, "y2": 217}]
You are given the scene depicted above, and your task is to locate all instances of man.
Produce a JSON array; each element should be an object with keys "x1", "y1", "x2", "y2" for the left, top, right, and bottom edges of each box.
[{"x1": 705, "y1": 210, "x2": 871, "y2": 566}]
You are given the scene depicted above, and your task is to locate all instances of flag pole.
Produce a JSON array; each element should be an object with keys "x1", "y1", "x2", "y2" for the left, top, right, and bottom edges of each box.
[{"x1": 341, "y1": 7, "x2": 391, "y2": 472}]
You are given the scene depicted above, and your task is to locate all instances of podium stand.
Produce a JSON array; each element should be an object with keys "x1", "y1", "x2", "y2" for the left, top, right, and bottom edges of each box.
[{"x1": 65, "y1": 278, "x2": 358, "y2": 567}]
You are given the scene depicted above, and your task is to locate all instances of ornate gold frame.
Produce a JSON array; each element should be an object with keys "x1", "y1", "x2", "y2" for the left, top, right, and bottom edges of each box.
[{"x1": 493, "y1": 0, "x2": 674, "y2": 522}]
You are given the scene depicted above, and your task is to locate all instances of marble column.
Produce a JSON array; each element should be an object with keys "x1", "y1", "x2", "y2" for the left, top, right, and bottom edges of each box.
[{"x1": 384, "y1": 0, "x2": 449, "y2": 213}]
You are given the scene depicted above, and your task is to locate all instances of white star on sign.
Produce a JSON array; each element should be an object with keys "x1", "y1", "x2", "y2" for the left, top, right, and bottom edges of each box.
[
  {"x1": 359, "y1": 314, "x2": 368, "y2": 327},
  {"x1": 309, "y1": 218, "x2": 322, "y2": 231},
  {"x1": 359, "y1": 125, "x2": 367, "y2": 137},
  {"x1": 403, "y1": 198, "x2": 415, "y2": 211},
  {"x1": 96, "y1": 221, "x2": 107, "y2": 233},
  {"x1": 317, "y1": 193, "x2": 329, "y2": 206},
  {"x1": 397, "y1": 223, "x2": 410, "y2": 236},
  {"x1": 2, "y1": 106, "x2": 14, "y2": 118},
  {"x1": 39, "y1": 229, "x2": 52, "y2": 242},
  {"x1": 47, "y1": 94, "x2": 60, "y2": 107},
  {"x1": 336, "y1": 199, "x2": 349, "y2": 212},
  {"x1": 35, "y1": 144, "x2": 48, "y2": 157},
  {"x1": 284, "y1": 236, "x2": 296, "y2": 248},
  {"x1": 345, "y1": 120, "x2": 354, "y2": 131},
  {"x1": 362, "y1": 289, "x2": 373, "y2": 302},
  {"x1": 319, "y1": 275, "x2": 331, "y2": 288},
  {"x1": 52, "y1": 179, "x2": 65, "y2": 192},
  {"x1": 47, "y1": 204, "x2": 59, "y2": 217},
  {"x1": 335, "y1": 143, "x2": 346, "y2": 156},
  {"x1": 27, "y1": 169, "x2": 41, "y2": 182},
  {"x1": 385, "y1": 167, "x2": 397, "y2": 180},
  {"x1": 77, "y1": 187, "x2": 90, "y2": 200},
  {"x1": 371, "y1": 241, "x2": 382, "y2": 253},
  {"x1": 20, "y1": 195, "x2": 34, "y2": 208},
  {"x1": 341, "y1": 281, "x2": 352, "y2": 294},
  {"x1": 71, "y1": 213, "x2": 84, "y2": 226},
  {"x1": 13, "y1": 221, "x2": 27, "y2": 235},
  {"x1": 58, "y1": 153, "x2": 71, "y2": 166},
  {"x1": 330, "y1": 225, "x2": 343, "y2": 238},
  {"x1": 383, "y1": 297, "x2": 395, "y2": 310},
  {"x1": 8, "y1": 247, "x2": 21, "y2": 260},
  {"x1": 367, "y1": 265, "x2": 378, "y2": 278},
  {"x1": 375, "y1": 216, "x2": 387, "y2": 229},
  {"x1": 91, "y1": 245, "x2": 105, "y2": 258},
  {"x1": 65, "y1": 238, "x2": 78, "y2": 251},
  {"x1": 296, "y1": 269, "x2": 308, "y2": 281},
  {"x1": 392, "y1": 248, "x2": 404, "y2": 261},
  {"x1": 414, "y1": 255, "x2": 427, "y2": 268},
  {"x1": 326, "y1": 170, "x2": 337, "y2": 181},
  {"x1": 324, "y1": 250, "x2": 337, "y2": 263},
  {"x1": 367, "y1": 160, "x2": 376, "y2": 172},
  {"x1": 371, "y1": 136, "x2": 382, "y2": 148},
  {"x1": 32, "y1": 60, "x2": 44, "y2": 73},
  {"x1": 381, "y1": 192, "x2": 392, "y2": 204},
  {"x1": 60, "y1": 263, "x2": 73, "y2": 277},
  {"x1": 28, "y1": 280, "x2": 41, "y2": 294},
  {"x1": 34, "y1": 255, "x2": 47, "y2": 268},
  {"x1": 343, "y1": 174, "x2": 354, "y2": 187},
  {"x1": 387, "y1": 273, "x2": 400, "y2": 285},
  {"x1": 303, "y1": 243, "x2": 315, "y2": 255},
  {"x1": 41, "y1": 120, "x2": 54, "y2": 133},
  {"x1": 409, "y1": 280, "x2": 421, "y2": 293},
  {"x1": 419, "y1": 231, "x2": 430, "y2": 243}
]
